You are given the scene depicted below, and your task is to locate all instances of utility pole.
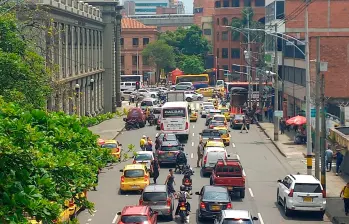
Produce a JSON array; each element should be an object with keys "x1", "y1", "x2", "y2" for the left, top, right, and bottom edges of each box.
[
  {"x1": 247, "y1": 14, "x2": 252, "y2": 107},
  {"x1": 305, "y1": 0, "x2": 313, "y2": 175},
  {"x1": 274, "y1": 23, "x2": 279, "y2": 141},
  {"x1": 320, "y1": 72, "x2": 326, "y2": 192},
  {"x1": 215, "y1": 56, "x2": 218, "y2": 86},
  {"x1": 315, "y1": 37, "x2": 321, "y2": 179}
]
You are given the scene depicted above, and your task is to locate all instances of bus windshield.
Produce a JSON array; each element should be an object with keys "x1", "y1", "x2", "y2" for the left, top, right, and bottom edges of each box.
[{"x1": 176, "y1": 75, "x2": 209, "y2": 84}]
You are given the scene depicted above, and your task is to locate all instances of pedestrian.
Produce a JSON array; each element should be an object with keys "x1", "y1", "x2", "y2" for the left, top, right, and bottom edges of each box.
[
  {"x1": 197, "y1": 140, "x2": 204, "y2": 167},
  {"x1": 325, "y1": 145, "x2": 334, "y2": 172},
  {"x1": 165, "y1": 169, "x2": 176, "y2": 194},
  {"x1": 151, "y1": 158, "x2": 160, "y2": 184},
  {"x1": 140, "y1": 135, "x2": 147, "y2": 151},
  {"x1": 240, "y1": 115, "x2": 248, "y2": 133},
  {"x1": 146, "y1": 137, "x2": 153, "y2": 152},
  {"x1": 268, "y1": 106, "x2": 273, "y2": 123},
  {"x1": 280, "y1": 118, "x2": 285, "y2": 134},
  {"x1": 340, "y1": 182, "x2": 349, "y2": 215},
  {"x1": 336, "y1": 149, "x2": 344, "y2": 176}
]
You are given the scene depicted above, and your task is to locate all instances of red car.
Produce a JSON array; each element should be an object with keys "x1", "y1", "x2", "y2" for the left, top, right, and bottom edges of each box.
[{"x1": 117, "y1": 205, "x2": 158, "y2": 224}]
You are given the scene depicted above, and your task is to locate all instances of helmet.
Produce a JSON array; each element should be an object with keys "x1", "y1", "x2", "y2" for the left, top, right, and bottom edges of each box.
[
  {"x1": 180, "y1": 185, "x2": 186, "y2": 191},
  {"x1": 142, "y1": 135, "x2": 146, "y2": 138},
  {"x1": 155, "y1": 133, "x2": 159, "y2": 138}
]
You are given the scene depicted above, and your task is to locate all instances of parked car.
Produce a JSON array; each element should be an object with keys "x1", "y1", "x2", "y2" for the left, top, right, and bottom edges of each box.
[
  {"x1": 172, "y1": 82, "x2": 194, "y2": 90},
  {"x1": 126, "y1": 107, "x2": 146, "y2": 128},
  {"x1": 196, "y1": 185, "x2": 232, "y2": 221},
  {"x1": 116, "y1": 205, "x2": 158, "y2": 224},
  {"x1": 139, "y1": 184, "x2": 174, "y2": 220}
]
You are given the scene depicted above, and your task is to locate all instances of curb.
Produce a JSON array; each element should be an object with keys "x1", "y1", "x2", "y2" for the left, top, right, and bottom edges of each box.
[{"x1": 256, "y1": 121, "x2": 287, "y2": 158}]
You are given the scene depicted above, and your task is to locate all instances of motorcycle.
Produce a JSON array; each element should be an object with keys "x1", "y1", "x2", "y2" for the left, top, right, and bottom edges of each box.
[
  {"x1": 178, "y1": 201, "x2": 189, "y2": 223},
  {"x1": 125, "y1": 119, "x2": 139, "y2": 130},
  {"x1": 147, "y1": 116, "x2": 154, "y2": 126},
  {"x1": 182, "y1": 167, "x2": 194, "y2": 195}
]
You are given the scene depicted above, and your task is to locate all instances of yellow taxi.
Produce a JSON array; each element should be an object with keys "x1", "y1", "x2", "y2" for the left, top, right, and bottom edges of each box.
[
  {"x1": 101, "y1": 140, "x2": 122, "y2": 160},
  {"x1": 219, "y1": 106, "x2": 230, "y2": 121},
  {"x1": 196, "y1": 88, "x2": 213, "y2": 97},
  {"x1": 214, "y1": 126, "x2": 231, "y2": 146},
  {"x1": 119, "y1": 164, "x2": 150, "y2": 193},
  {"x1": 205, "y1": 139, "x2": 225, "y2": 148},
  {"x1": 190, "y1": 110, "x2": 198, "y2": 122},
  {"x1": 212, "y1": 114, "x2": 228, "y2": 126}
]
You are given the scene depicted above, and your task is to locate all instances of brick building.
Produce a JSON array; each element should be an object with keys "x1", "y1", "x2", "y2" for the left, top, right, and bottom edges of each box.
[
  {"x1": 193, "y1": 0, "x2": 215, "y2": 45},
  {"x1": 265, "y1": 0, "x2": 349, "y2": 118},
  {"x1": 121, "y1": 18, "x2": 158, "y2": 78},
  {"x1": 213, "y1": 0, "x2": 265, "y2": 80}
]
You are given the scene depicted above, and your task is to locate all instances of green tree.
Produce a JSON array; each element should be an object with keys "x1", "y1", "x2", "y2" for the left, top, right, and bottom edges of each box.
[
  {"x1": 178, "y1": 55, "x2": 205, "y2": 74},
  {"x1": 0, "y1": 12, "x2": 51, "y2": 109},
  {"x1": 142, "y1": 40, "x2": 176, "y2": 84}
]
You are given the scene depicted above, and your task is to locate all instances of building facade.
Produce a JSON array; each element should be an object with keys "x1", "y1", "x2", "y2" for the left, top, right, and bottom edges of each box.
[
  {"x1": 265, "y1": 0, "x2": 349, "y2": 118},
  {"x1": 121, "y1": 18, "x2": 158, "y2": 78},
  {"x1": 122, "y1": 1, "x2": 136, "y2": 16},
  {"x1": 213, "y1": 0, "x2": 265, "y2": 80},
  {"x1": 193, "y1": 0, "x2": 215, "y2": 45},
  {"x1": 133, "y1": 0, "x2": 169, "y2": 14}
]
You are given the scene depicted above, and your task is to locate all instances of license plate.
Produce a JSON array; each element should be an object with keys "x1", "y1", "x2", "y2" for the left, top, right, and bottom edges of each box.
[
  {"x1": 303, "y1": 197, "x2": 312, "y2": 202},
  {"x1": 227, "y1": 187, "x2": 233, "y2": 190},
  {"x1": 180, "y1": 207, "x2": 186, "y2": 211},
  {"x1": 211, "y1": 205, "x2": 220, "y2": 211},
  {"x1": 131, "y1": 186, "x2": 139, "y2": 189},
  {"x1": 168, "y1": 152, "x2": 173, "y2": 156}
]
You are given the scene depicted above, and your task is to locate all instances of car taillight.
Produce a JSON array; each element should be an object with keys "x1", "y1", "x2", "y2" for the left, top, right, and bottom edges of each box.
[
  {"x1": 115, "y1": 148, "x2": 120, "y2": 152},
  {"x1": 200, "y1": 202, "x2": 206, "y2": 209},
  {"x1": 157, "y1": 119, "x2": 161, "y2": 124},
  {"x1": 121, "y1": 176, "x2": 125, "y2": 182},
  {"x1": 288, "y1": 189, "x2": 294, "y2": 197},
  {"x1": 322, "y1": 189, "x2": 326, "y2": 198},
  {"x1": 69, "y1": 199, "x2": 74, "y2": 207},
  {"x1": 166, "y1": 197, "x2": 171, "y2": 206},
  {"x1": 144, "y1": 175, "x2": 149, "y2": 182},
  {"x1": 185, "y1": 179, "x2": 189, "y2": 183},
  {"x1": 226, "y1": 203, "x2": 232, "y2": 209},
  {"x1": 139, "y1": 199, "x2": 143, "y2": 205},
  {"x1": 185, "y1": 122, "x2": 189, "y2": 130},
  {"x1": 161, "y1": 123, "x2": 164, "y2": 130},
  {"x1": 203, "y1": 155, "x2": 207, "y2": 164},
  {"x1": 133, "y1": 160, "x2": 136, "y2": 164},
  {"x1": 180, "y1": 202, "x2": 186, "y2": 206}
]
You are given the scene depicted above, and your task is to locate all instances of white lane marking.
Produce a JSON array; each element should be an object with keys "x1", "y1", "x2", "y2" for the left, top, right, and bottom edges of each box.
[
  {"x1": 191, "y1": 142, "x2": 194, "y2": 146},
  {"x1": 236, "y1": 155, "x2": 240, "y2": 160},
  {"x1": 191, "y1": 153, "x2": 194, "y2": 159},
  {"x1": 87, "y1": 219, "x2": 92, "y2": 222},
  {"x1": 112, "y1": 213, "x2": 119, "y2": 223},
  {"x1": 193, "y1": 125, "x2": 195, "y2": 128},
  {"x1": 232, "y1": 143, "x2": 236, "y2": 148},
  {"x1": 257, "y1": 213, "x2": 265, "y2": 224},
  {"x1": 192, "y1": 133, "x2": 195, "y2": 136},
  {"x1": 248, "y1": 188, "x2": 254, "y2": 197}
]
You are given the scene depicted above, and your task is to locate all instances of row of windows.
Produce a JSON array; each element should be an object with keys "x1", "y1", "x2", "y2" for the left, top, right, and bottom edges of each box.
[
  {"x1": 135, "y1": 3, "x2": 168, "y2": 7},
  {"x1": 216, "y1": 31, "x2": 240, "y2": 41},
  {"x1": 121, "y1": 71, "x2": 152, "y2": 75},
  {"x1": 216, "y1": 48, "x2": 241, "y2": 59},
  {"x1": 265, "y1": 1, "x2": 285, "y2": 23},
  {"x1": 282, "y1": 66, "x2": 306, "y2": 87},
  {"x1": 215, "y1": 0, "x2": 265, "y2": 8},
  {"x1": 121, "y1": 55, "x2": 149, "y2": 66},
  {"x1": 135, "y1": 8, "x2": 157, "y2": 12},
  {"x1": 120, "y1": 37, "x2": 150, "y2": 47}
]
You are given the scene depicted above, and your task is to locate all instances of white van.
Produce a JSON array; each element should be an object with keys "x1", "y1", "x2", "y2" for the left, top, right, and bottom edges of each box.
[
  {"x1": 160, "y1": 102, "x2": 190, "y2": 140},
  {"x1": 121, "y1": 82, "x2": 136, "y2": 91},
  {"x1": 201, "y1": 147, "x2": 227, "y2": 176}
]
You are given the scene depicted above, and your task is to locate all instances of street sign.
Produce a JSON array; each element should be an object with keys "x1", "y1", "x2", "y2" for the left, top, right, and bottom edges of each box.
[
  {"x1": 311, "y1": 108, "x2": 327, "y2": 117},
  {"x1": 274, "y1": 110, "x2": 283, "y2": 117}
]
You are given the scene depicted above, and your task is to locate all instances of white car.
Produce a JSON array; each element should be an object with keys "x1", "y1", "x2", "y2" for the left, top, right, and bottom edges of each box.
[
  {"x1": 132, "y1": 151, "x2": 154, "y2": 171},
  {"x1": 184, "y1": 91, "x2": 203, "y2": 101},
  {"x1": 201, "y1": 104, "x2": 215, "y2": 118},
  {"x1": 277, "y1": 174, "x2": 326, "y2": 217},
  {"x1": 138, "y1": 89, "x2": 157, "y2": 98},
  {"x1": 200, "y1": 102, "x2": 214, "y2": 109},
  {"x1": 214, "y1": 210, "x2": 259, "y2": 224}
]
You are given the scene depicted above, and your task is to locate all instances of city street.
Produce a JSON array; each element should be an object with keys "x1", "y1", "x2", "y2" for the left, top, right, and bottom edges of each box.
[{"x1": 78, "y1": 103, "x2": 331, "y2": 224}]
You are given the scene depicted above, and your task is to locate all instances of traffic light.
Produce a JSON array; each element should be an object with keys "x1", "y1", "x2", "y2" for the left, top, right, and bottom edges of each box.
[{"x1": 135, "y1": 81, "x2": 140, "y2": 90}]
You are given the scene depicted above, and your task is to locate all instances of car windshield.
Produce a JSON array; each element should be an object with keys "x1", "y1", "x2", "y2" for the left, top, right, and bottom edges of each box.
[
  {"x1": 210, "y1": 121, "x2": 224, "y2": 127},
  {"x1": 294, "y1": 183, "x2": 322, "y2": 193},
  {"x1": 101, "y1": 143, "x2": 117, "y2": 148},
  {"x1": 222, "y1": 219, "x2": 253, "y2": 224},
  {"x1": 218, "y1": 129, "x2": 228, "y2": 135},
  {"x1": 214, "y1": 117, "x2": 225, "y2": 122},
  {"x1": 142, "y1": 192, "x2": 167, "y2": 201},
  {"x1": 121, "y1": 215, "x2": 148, "y2": 222},
  {"x1": 159, "y1": 134, "x2": 177, "y2": 141},
  {"x1": 124, "y1": 169, "x2": 144, "y2": 178},
  {"x1": 201, "y1": 131, "x2": 221, "y2": 138},
  {"x1": 135, "y1": 154, "x2": 152, "y2": 161},
  {"x1": 203, "y1": 191, "x2": 229, "y2": 201},
  {"x1": 160, "y1": 145, "x2": 180, "y2": 151}
]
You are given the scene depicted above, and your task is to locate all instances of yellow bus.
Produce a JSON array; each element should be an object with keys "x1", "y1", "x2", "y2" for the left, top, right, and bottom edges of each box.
[{"x1": 176, "y1": 74, "x2": 209, "y2": 89}]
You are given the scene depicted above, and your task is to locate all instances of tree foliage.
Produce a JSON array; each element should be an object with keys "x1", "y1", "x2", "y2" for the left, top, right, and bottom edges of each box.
[
  {"x1": 0, "y1": 97, "x2": 129, "y2": 223},
  {"x1": 178, "y1": 55, "x2": 205, "y2": 74},
  {"x1": 0, "y1": 12, "x2": 51, "y2": 109}
]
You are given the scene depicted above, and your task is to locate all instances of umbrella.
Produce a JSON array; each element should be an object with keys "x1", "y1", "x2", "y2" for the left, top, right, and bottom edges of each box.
[{"x1": 286, "y1": 115, "x2": 307, "y2": 125}]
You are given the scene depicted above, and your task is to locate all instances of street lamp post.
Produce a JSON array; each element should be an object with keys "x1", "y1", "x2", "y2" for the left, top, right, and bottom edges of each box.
[
  {"x1": 90, "y1": 78, "x2": 95, "y2": 116},
  {"x1": 74, "y1": 83, "x2": 80, "y2": 116}
]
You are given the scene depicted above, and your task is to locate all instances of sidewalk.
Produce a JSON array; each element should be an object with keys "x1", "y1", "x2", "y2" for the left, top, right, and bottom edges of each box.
[
  {"x1": 258, "y1": 121, "x2": 349, "y2": 224},
  {"x1": 88, "y1": 102, "x2": 134, "y2": 139}
]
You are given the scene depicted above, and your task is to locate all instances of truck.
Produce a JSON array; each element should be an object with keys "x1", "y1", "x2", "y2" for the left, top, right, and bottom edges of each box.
[
  {"x1": 166, "y1": 91, "x2": 185, "y2": 102},
  {"x1": 229, "y1": 87, "x2": 248, "y2": 116},
  {"x1": 209, "y1": 157, "x2": 246, "y2": 198}
]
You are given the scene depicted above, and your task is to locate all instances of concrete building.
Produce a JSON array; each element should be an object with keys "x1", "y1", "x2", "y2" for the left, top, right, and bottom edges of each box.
[
  {"x1": 193, "y1": 0, "x2": 215, "y2": 45},
  {"x1": 121, "y1": 18, "x2": 158, "y2": 77},
  {"x1": 31, "y1": 0, "x2": 122, "y2": 115},
  {"x1": 265, "y1": 0, "x2": 349, "y2": 118},
  {"x1": 156, "y1": 6, "x2": 177, "y2": 14},
  {"x1": 122, "y1": 1, "x2": 136, "y2": 16},
  {"x1": 176, "y1": 1, "x2": 185, "y2": 14},
  {"x1": 213, "y1": 0, "x2": 265, "y2": 80},
  {"x1": 133, "y1": 0, "x2": 169, "y2": 14}
]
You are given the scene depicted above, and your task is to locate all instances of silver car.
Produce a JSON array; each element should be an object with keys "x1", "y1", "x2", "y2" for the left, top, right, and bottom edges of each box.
[
  {"x1": 139, "y1": 184, "x2": 175, "y2": 220},
  {"x1": 214, "y1": 210, "x2": 259, "y2": 223}
]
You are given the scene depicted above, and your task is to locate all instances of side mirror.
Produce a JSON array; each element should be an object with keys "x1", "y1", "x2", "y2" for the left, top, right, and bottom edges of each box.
[
  {"x1": 117, "y1": 211, "x2": 121, "y2": 215},
  {"x1": 252, "y1": 217, "x2": 259, "y2": 220},
  {"x1": 195, "y1": 192, "x2": 200, "y2": 195},
  {"x1": 227, "y1": 155, "x2": 231, "y2": 157},
  {"x1": 119, "y1": 169, "x2": 123, "y2": 172},
  {"x1": 277, "y1": 179, "x2": 282, "y2": 183}
]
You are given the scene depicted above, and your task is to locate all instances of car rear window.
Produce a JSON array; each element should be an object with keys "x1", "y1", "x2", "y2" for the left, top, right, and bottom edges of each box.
[
  {"x1": 121, "y1": 215, "x2": 148, "y2": 222},
  {"x1": 214, "y1": 117, "x2": 225, "y2": 121},
  {"x1": 222, "y1": 219, "x2": 253, "y2": 224},
  {"x1": 215, "y1": 165, "x2": 242, "y2": 177},
  {"x1": 220, "y1": 108, "x2": 229, "y2": 112},
  {"x1": 294, "y1": 183, "x2": 322, "y2": 193},
  {"x1": 141, "y1": 101, "x2": 153, "y2": 106},
  {"x1": 101, "y1": 143, "x2": 117, "y2": 148},
  {"x1": 234, "y1": 115, "x2": 243, "y2": 120},
  {"x1": 203, "y1": 191, "x2": 229, "y2": 201},
  {"x1": 202, "y1": 131, "x2": 220, "y2": 137},
  {"x1": 124, "y1": 169, "x2": 144, "y2": 178},
  {"x1": 160, "y1": 145, "x2": 180, "y2": 151},
  {"x1": 143, "y1": 192, "x2": 167, "y2": 201},
  {"x1": 135, "y1": 154, "x2": 152, "y2": 161}
]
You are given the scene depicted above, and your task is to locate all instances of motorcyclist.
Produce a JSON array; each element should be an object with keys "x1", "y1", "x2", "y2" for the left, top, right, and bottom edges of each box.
[
  {"x1": 175, "y1": 147, "x2": 187, "y2": 173},
  {"x1": 182, "y1": 165, "x2": 193, "y2": 186},
  {"x1": 148, "y1": 110, "x2": 155, "y2": 125},
  {"x1": 140, "y1": 135, "x2": 147, "y2": 151},
  {"x1": 175, "y1": 185, "x2": 191, "y2": 216}
]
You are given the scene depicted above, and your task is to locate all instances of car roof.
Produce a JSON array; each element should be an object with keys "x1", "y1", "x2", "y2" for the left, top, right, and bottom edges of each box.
[
  {"x1": 136, "y1": 151, "x2": 153, "y2": 155},
  {"x1": 205, "y1": 147, "x2": 226, "y2": 152},
  {"x1": 124, "y1": 164, "x2": 146, "y2": 170},
  {"x1": 143, "y1": 184, "x2": 167, "y2": 193},
  {"x1": 213, "y1": 114, "x2": 225, "y2": 117},
  {"x1": 214, "y1": 126, "x2": 228, "y2": 130},
  {"x1": 209, "y1": 109, "x2": 221, "y2": 112},
  {"x1": 203, "y1": 185, "x2": 228, "y2": 192},
  {"x1": 161, "y1": 140, "x2": 179, "y2": 146},
  {"x1": 290, "y1": 174, "x2": 321, "y2": 184},
  {"x1": 121, "y1": 205, "x2": 149, "y2": 215},
  {"x1": 104, "y1": 140, "x2": 117, "y2": 144},
  {"x1": 222, "y1": 210, "x2": 251, "y2": 219},
  {"x1": 162, "y1": 101, "x2": 189, "y2": 108}
]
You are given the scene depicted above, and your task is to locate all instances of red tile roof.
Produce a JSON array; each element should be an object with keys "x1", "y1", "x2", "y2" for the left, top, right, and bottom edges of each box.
[{"x1": 121, "y1": 17, "x2": 157, "y2": 29}]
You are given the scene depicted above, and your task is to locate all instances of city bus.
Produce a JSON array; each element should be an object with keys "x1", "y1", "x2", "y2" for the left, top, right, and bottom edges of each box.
[
  {"x1": 175, "y1": 74, "x2": 209, "y2": 89},
  {"x1": 225, "y1": 82, "x2": 273, "y2": 101}
]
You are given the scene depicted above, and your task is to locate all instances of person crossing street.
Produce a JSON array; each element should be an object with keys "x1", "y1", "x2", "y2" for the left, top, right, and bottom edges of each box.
[
  {"x1": 197, "y1": 140, "x2": 204, "y2": 167},
  {"x1": 240, "y1": 115, "x2": 248, "y2": 133}
]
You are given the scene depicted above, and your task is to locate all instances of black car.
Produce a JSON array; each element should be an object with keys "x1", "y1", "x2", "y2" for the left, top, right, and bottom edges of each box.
[
  {"x1": 195, "y1": 185, "x2": 232, "y2": 221},
  {"x1": 156, "y1": 140, "x2": 183, "y2": 165}
]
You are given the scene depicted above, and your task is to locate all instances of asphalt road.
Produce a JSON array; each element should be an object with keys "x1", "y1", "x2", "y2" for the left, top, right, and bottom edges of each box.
[{"x1": 78, "y1": 102, "x2": 332, "y2": 224}]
